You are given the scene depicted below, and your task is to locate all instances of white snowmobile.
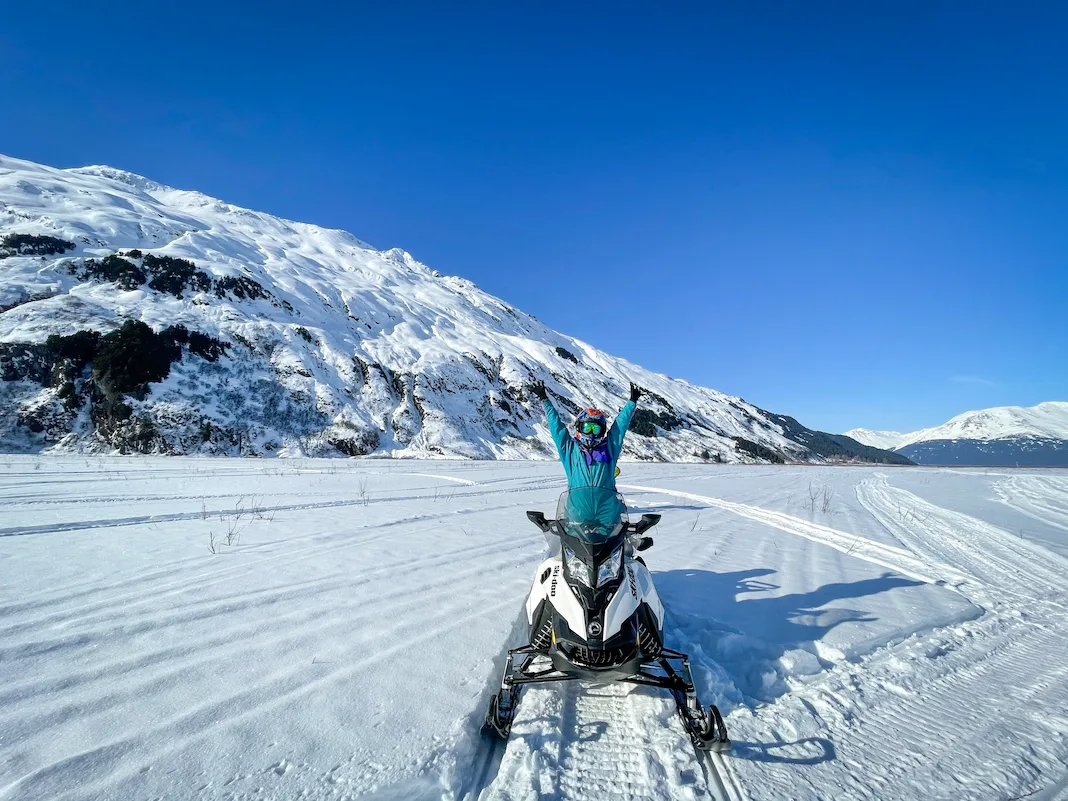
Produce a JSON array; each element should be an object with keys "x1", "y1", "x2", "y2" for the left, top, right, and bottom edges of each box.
[{"x1": 484, "y1": 487, "x2": 730, "y2": 752}]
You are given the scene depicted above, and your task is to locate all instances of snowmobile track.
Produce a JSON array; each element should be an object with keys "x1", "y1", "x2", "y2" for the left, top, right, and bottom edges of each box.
[{"x1": 465, "y1": 678, "x2": 741, "y2": 800}]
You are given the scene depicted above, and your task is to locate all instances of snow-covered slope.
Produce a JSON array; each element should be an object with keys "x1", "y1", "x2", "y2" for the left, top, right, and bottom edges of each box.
[
  {"x1": 896, "y1": 401, "x2": 1068, "y2": 447},
  {"x1": 0, "y1": 153, "x2": 903, "y2": 463},
  {"x1": 842, "y1": 428, "x2": 907, "y2": 451}
]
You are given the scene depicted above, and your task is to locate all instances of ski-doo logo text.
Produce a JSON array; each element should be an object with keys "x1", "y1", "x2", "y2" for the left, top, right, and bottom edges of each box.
[
  {"x1": 627, "y1": 566, "x2": 637, "y2": 598},
  {"x1": 550, "y1": 566, "x2": 560, "y2": 597}
]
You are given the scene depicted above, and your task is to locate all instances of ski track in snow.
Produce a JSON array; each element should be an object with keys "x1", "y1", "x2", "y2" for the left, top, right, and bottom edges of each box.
[
  {"x1": 2, "y1": 460, "x2": 1068, "y2": 800},
  {"x1": 858, "y1": 474, "x2": 1068, "y2": 609},
  {"x1": 995, "y1": 474, "x2": 1068, "y2": 534},
  {"x1": 618, "y1": 482, "x2": 971, "y2": 588}
]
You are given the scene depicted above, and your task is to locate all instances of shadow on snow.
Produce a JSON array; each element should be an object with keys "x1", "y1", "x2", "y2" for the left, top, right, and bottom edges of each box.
[
  {"x1": 658, "y1": 566, "x2": 924, "y2": 704},
  {"x1": 652, "y1": 567, "x2": 920, "y2": 766}
]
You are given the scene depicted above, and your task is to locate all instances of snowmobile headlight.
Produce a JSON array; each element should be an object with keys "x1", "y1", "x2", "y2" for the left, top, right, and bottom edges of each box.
[
  {"x1": 563, "y1": 545, "x2": 592, "y2": 588},
  {"x1": 596, "y1": 545, "x2": 623, "y2": 587}
]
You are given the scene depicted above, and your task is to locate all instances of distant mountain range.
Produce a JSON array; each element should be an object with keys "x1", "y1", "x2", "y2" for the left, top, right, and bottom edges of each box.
[
  {"x1": 845, "y1": 402, "x2": 1068, "y2": 466},
  {"x1": 0, "y1": 153, "x2": 908, "y2": 464}
]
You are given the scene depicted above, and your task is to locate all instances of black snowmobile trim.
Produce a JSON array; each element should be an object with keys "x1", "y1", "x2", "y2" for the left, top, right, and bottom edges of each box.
[{"x1": 528, "y1": 599, "x2": 554, "y2": 650}]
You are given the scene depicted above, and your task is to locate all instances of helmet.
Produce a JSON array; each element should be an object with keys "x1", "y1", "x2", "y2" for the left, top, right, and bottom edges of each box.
[{"x1": 574, "y1": 408, "x2": 608, "y2": 450}]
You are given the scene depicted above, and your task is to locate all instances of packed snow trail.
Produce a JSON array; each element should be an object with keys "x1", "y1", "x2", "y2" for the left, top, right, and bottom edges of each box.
[
  {"x1": 477, "y1": 681, "x2": 740, "y2": 801},
  {"x1": 995, "y1": 474, "x2": 1068, "y2": 533},
  {"x1": 858, "y1": 474, "x2": 1068, "y2": 608},
  {"x1": 617, "y1": 482, "x2": 971, "y2": 587}
]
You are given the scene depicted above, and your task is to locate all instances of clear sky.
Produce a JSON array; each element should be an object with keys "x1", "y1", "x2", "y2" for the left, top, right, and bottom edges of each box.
[{"x1": 2, "y1": 2, "x2": 1065, "y2": 433}]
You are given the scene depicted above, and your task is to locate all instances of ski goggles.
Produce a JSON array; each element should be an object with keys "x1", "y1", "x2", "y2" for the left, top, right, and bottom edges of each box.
[{"x1": 578, "y1": 421, "x2": 604, "y2": 436}]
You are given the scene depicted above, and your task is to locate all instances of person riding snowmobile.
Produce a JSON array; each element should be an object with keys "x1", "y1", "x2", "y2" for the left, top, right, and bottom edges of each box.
[{"x1": 531, "y1": 379, "x2": 640, "y2": 497}]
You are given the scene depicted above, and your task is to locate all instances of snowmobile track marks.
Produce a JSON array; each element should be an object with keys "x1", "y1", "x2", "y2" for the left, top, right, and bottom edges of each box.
[
  {"x1": 618, "y1": 482, "x2": 969, "y2": 588},
  {"x1": 476, "y1": 680, "x2": 740, "y2": 801},
  {"x1": 556, "y1": 683, "x2": 660, "y2": 800}
]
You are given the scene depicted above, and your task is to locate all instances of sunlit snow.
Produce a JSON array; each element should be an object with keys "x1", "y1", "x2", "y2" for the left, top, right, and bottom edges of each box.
[{"x1": 2, "y1": 458, "x2": 1067, "y2": 800}]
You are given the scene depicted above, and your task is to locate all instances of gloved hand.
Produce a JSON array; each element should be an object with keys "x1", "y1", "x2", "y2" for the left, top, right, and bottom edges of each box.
[
  {"x1": 629, "y1": 382, "x2": 642, "y2": 403},
  {"x1": 531, "y1": 381, "x2": 548, "y2": 401}
]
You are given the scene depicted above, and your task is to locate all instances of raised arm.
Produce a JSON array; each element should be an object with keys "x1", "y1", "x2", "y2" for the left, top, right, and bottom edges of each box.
[
  {"x1": 544, "y1": 400, "x2": 573, "y2": 458},
  {"x1": 607, "y1": 383, "x2": 642, "y2": 454},
  {"x1": 533, "y1": 381, "x2": 572, "y2": 459}
]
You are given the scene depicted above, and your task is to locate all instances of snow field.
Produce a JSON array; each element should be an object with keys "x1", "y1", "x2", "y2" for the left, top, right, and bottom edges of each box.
[{"x1": 1, "y1": 459, "x2": 1067, "y2": 800}]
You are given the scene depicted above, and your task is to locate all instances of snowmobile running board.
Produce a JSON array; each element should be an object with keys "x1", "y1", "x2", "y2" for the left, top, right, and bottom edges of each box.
[{"x1": 484, "y1": 644, "x2": 731, "y2": 753}]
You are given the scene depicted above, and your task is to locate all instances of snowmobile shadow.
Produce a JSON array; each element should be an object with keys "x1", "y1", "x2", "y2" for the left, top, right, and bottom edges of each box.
[
  {"x1": 730, "y1": 736, "x2": 836, "y2": 765},
  {"x1": 656, "y1": 568, "x2": 924, "y2": 707}
]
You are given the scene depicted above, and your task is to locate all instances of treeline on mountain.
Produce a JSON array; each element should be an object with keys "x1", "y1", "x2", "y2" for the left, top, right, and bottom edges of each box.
[
  {"x1": 46, "y1": 321, "x2": 229, "y2": 401},
  {"x1": 731, "y1": 436, "x2": 786, "y2": 464},
  {"x1": 0, "y1": 233, "x2": 75, "y2": 257},
  {"x1": 0, "y1": 320, "x2": 233, "y2": 451},
  {"x1": 68, "y1": 251, "x2": 283, "y2": 306},
  {"x1": 898, "y1": 438, "x2": 1068, "y2": 467}
]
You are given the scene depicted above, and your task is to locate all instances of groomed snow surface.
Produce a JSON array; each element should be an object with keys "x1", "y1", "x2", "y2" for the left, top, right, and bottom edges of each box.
[{"x1": 2, "y1": 460, "x2": 1068, "y2": 801}]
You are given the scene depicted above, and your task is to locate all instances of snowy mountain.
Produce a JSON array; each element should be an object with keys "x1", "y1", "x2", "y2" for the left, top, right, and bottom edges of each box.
[
  {"x1": 0, "y1": 153, "x2": 910, "y2": 463},
  {"x1": 895, "y1": 401, "x2": 1068, "y2": 448},
  {"x1": 843, "y1": 428, "x2": 908, "y2": 451},
  {"x1": 846, "y1": 403, "x2": 1068, "y2": 466}
]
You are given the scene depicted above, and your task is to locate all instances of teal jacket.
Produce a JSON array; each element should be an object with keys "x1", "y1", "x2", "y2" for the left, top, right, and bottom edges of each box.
[{"x1": 544, "y1": 399, "x2": 636, "y2": 491}]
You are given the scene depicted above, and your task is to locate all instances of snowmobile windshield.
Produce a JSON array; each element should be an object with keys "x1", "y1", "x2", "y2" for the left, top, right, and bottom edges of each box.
[{"x1": 555, "y1": 487, "x2": 628, "y2": 543}]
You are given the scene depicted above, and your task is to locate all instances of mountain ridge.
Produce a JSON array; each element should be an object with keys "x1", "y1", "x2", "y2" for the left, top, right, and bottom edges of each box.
[
  {"x1": 0, "y1": 153, "x2": 908, "y2": 463},
  {"x1": 845, "y1": 402, "x2": 1068, "y2": 466}
]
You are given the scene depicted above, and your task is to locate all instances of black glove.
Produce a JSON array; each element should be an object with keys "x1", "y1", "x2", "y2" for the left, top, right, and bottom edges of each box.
[
  {"x1": 531, "y1": 381, "x2": 548, "y2": 401},
  {"x1": 629, "y1": 382, "x2": 642, "y2": 403}
]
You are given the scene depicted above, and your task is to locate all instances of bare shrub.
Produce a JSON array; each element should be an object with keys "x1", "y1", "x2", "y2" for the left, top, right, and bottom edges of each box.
[{"x1": 223, "y1": 517, "x2": 243, "y2": 546}]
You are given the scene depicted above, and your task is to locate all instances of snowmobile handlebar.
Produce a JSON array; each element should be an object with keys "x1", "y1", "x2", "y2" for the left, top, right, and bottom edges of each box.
[
  {"x1": 632, "y1": 513, "x2": 661, "y2": 535},
  {"x1": 526, "y1": 510, "x2": 551, "y2": 531},
  {"x1": 524, "y1": 510, "x2": 661, "y2": 538}
]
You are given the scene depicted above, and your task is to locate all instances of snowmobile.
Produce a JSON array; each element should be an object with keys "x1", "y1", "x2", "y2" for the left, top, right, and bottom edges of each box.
[{"x1": 483, "y1": 487, "x2": 730, "y2": 752}]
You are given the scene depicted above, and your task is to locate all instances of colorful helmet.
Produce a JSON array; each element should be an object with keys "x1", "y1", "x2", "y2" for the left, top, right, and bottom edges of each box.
[{"x1": 574, "y1": 408, "x2": 608, "y2": 450}]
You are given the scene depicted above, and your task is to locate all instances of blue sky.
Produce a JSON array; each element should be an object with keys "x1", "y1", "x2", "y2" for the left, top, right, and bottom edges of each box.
[{"x1": 2, "y1": 2, "x2": 1065, "y2": 433}]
